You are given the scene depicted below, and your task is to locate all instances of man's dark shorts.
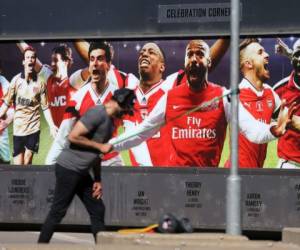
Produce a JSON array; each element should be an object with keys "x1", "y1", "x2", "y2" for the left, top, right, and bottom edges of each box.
[{"x1": 13, "y1": 131, "x2": 40, "y2": 157}]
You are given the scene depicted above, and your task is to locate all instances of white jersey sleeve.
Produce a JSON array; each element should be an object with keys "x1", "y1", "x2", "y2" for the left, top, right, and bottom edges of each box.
[
  {"x1": 110, "y1": 93, "x2": 167, "y2": 151},
  {"x1": 223, "y1": 88, "x2": 276, "y2": 143},
  {"x1": 45, "y1": 118, "x2": 76, "y2": 164},
  {"x1": 126, "y1": 73, "x2": 139, "y2": 89},
  {"x1": 38, "y1": 65, "x2": 53, "y2": 83},
  {"x1": 69, "y1": 69, "x2": 86, "y2": 89}
]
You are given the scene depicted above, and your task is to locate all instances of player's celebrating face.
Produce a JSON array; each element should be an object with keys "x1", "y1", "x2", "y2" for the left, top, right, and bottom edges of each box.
[
  {"x1": 184, "y1": 40, "x2": 211, "y2": 90},
  {"x1": 23, "y1": 49, "x2": 37, "y2": 76},
  {"x1": 138, "y1": 43, "x2": 165, "y2": 85},
  {"x1": 242, "y1": 42, "x2": 270, "y2": 83},
  {"x1": 88, "y1": 48, "x2": 110, "y2": 86},
  {"x1": 292, "y1": 39, "x2": 300, "y2": 76}
]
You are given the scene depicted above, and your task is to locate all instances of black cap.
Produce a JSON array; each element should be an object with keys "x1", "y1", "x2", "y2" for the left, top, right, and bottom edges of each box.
[{"x1": 112, "y1": 88, "x2": 136, "y2": 115}]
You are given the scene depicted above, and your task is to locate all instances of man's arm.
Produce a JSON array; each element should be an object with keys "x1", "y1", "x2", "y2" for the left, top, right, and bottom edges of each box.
[
  {"x1": 40, "y1": 79, "x2": 58, "y2": 138},
  {"x1": 43, "y1": 109, "x2": 58, "y2": 138},
  {"x1": 70, "y1": 113, "x2": 107, "y2": 199},
  {"x1": 68, "y1": 120, "x2": 112, "y2": 153},
  {"x1": 68, "y1": 111, "x2": 105, "y2": 199}
]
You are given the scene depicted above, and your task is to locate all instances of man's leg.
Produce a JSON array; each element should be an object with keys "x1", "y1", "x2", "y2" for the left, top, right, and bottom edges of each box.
[
  {"x1": 77, "y1": 174, "x2": 105, "y2": 242},
  {"x1": 38, "y1": 164, "x2": 79, "y2": 243},
  {"x1": 24, "y1": 149, "x2": 34, "y2": 165},
  {"x1": 13, "y1": 135, "x2": 25, "y2": 165},
  {"x1": 13, "y1": 153, "x2": 24, "y2": 165},
  {"x1": 24, "y1": 131, "x2": 40, "y2": 165}
]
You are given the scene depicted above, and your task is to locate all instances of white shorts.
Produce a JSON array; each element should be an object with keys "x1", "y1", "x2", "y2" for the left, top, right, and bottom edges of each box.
[{"x1": 276, "y1": 158, "x2": 300, "y2": 169}]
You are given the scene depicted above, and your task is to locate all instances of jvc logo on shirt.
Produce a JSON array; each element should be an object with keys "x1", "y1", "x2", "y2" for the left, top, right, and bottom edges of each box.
[{"x1": 51, "y1": 96, "x2": 66, "y2": 107}]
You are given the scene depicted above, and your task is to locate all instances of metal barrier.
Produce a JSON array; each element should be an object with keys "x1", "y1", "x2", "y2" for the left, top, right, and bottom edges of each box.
[{"x1": 1, "y1": 165, "x2": 300, "y2": 231}]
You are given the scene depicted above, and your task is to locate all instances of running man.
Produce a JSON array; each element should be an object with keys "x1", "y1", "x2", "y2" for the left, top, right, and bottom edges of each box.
[{"x1": 38, "y1": 88, "x2": 136, "y2": 243}]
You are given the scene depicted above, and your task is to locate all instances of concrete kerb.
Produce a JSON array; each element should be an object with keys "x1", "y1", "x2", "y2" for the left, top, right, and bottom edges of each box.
[
  {"x1": 283, "y1": 228, "x2": 300, "y2": 246},
  {"x1": 97, "y1": 232, "x2": 248, "y2": 246}
]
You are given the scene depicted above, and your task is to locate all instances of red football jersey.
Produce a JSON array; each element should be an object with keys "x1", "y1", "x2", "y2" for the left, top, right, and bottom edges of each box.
[
  {"x1": 165, "y1": 81, "x2": 227, "y2": 167},
  {"x1": 122, "y1": 80, "x2": 174, "y2": 166},
  {"x1": 225, "y1": 78, "x2": 280, "y2": 168},
  {"x1": 47, "y1": 76, "x2": 76, "y2": 127},
  {"x1": 274, "y1": 72, "x2": 300, "y2": 164}
]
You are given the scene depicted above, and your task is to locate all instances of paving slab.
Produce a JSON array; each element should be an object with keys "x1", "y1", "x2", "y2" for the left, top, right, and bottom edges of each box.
[
  {"x1": 283, "y1": 228, "x2": 300, "y2": 246},
  {"x1": 96, "y1": 232, "x2": 300, "y2": 249}
]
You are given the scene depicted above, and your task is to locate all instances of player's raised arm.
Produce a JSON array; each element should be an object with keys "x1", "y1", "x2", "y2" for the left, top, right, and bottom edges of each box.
[
  {"x1": 71, "y1": 40, "x2": 94, "y2": 89},
  {"x1": 275, "y1": 38, "x2": 293, "y2": 60},
  {"x1": 73, "y1": 39, "x2": 89, "y2": 63},
  {"x1": 209, "y1": 38, "x2": 230, "y2": 72}
]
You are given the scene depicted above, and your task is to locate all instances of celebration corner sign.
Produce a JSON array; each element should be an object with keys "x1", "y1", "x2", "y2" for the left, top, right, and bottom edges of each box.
[{"x1": 158, "y1": 2, "x2": 242, "y2": 23}]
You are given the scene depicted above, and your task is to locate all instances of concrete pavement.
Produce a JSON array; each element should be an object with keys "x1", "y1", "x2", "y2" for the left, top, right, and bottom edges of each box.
[{"x1": 1, "y1": 230, "x2": 300, "y2": 249}]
